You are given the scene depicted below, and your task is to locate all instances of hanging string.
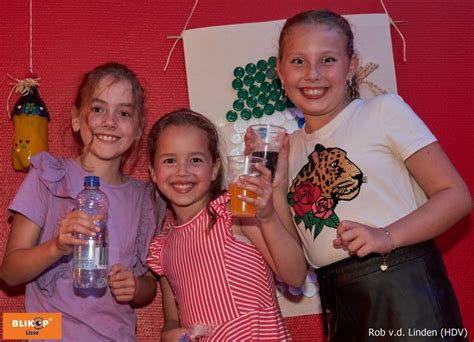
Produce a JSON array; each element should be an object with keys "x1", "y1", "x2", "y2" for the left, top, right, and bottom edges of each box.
[
  {"x1": 29, "y1": 0, "x2": 33, "y2": 73},
  {"x1": 163, "y1": 0, "x2": 200, "y2": 71},
  {"x1": 5, "y1": 0, "x2": 37, "y2": 117},
  {"x1": 380, "y1": 0, "x2": 407, "y2": 62}
]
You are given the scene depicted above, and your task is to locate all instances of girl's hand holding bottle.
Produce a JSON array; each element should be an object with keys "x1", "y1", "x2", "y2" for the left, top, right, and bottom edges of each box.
[{"x1": 56, "y1": 211, "x2": 99, "y2": 256}]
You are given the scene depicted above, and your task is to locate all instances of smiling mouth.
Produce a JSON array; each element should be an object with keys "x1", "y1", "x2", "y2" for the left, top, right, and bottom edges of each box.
[
  {"x1": 96, "y1": 134, "x2": 119, "y2": 142},
  {"x1": 300, "y1": 87, "x2": 325, "y2": 99},
  {"x1": 172, "y1": 183, "x2": 193, "y2": 193}
]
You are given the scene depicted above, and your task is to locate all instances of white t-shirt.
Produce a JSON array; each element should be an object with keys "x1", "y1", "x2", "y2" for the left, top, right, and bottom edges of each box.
[{"x1": 288, "y1": 94, "x2": 437, "y2": 268}]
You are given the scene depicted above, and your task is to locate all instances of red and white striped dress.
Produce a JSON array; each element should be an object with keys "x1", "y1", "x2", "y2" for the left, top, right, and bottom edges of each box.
[{"x1": 147, "y1": 193, "x2": 290, "y2": 341}]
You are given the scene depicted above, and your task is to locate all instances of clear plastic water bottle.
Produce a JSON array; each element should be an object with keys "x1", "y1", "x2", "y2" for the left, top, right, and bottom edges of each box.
[{"x1": 73, "y1": 176, "x2": 109, "y2": 289}]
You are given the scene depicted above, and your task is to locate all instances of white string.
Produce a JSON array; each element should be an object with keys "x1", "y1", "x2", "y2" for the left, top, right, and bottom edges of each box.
[
  {"x1": 30, "y1": 0, "x2": 33, "y2": 73},
  {"x1": 5, "y1": 0, "x2": 39, "y2": 117},
  {"x1": 380, "y1": 0, "x2": 407, "y2": 62},
  {"x1": 163, "y1": 0, "x2": 199, "y2": 71}
]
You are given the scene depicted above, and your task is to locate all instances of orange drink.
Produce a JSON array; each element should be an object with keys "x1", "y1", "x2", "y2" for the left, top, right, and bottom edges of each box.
[
  {"x1": 227, "y1": 155, "x2": 266, "y2": 217},
  {"x1": 229, "y1": 182, "x2": 258, "y2": 217}
]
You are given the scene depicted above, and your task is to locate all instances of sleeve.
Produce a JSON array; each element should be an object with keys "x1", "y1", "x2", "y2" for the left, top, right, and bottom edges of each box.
[
  {"x1": 132, "y1": 182, "x2": 167, "y2": 276},
  {"x1": 8, "y1": 152, "x2": 71, "y2": 228},
  {"x1": 146, "y1": 235, "x2": 166, "y2": 276},
  {"x1": 9, "y1": 166, "x2": 49, "y2": 228},
  {"x1": 379, "y1": 94, "x2": 437, "y2": 161},
  {"x1": 8, "y1": 152, "x2": 75, "y2": 297}
]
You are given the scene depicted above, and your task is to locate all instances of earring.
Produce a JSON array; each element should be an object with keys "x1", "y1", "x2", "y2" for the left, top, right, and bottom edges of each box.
[
  {"x1": 281, "y1": 83, "x2": 287, "y2": 100},
  {"x1": 345, "y1": 78, "x2": 358, "y2": 100},
  {"x1": 73, "y1": 126, "x2": 79, "y2": 133}
]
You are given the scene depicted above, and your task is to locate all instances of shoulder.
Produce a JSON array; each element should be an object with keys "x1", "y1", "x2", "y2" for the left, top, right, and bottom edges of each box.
[
  {"x1": 289, "y1": 127, "x2": 305, "y2": 144},
  {"x1": 126, "y1": 177, "x2": 150, "y2": 190},
  {"x1": 26, "y1": 152, "x2": 82, "y2": 198},
  {"x1": 30, "y1": 151, "x2": 66, "y2": 172},
  {"x1": 355, "y1": 94, "x2": 410, "y2": 113},
  {"x1": 125, "y1": 178, "x2": 158, "y2": 198}
]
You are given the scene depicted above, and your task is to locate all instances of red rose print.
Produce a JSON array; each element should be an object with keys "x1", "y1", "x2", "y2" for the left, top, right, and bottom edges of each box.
[
  {"x1": 312, "y1": 197, "x2": 334, "y2": 220},
  {"x1": 293, "y1": 180, "x2": 321, "y2": 217}
]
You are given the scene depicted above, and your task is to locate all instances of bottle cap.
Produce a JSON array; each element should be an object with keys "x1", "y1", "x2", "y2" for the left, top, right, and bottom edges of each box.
[{"x1": 84, "y1": 176, "x2": 100, "y2": 187}]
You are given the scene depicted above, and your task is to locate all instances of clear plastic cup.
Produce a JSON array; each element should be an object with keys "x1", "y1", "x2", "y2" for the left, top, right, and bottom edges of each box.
[
  {"x1": 249, "y1": 124, "x2": 286, "y2": 179},
  {"x1": 227, "y1": 155, "x2": 266, "y2": 217}
]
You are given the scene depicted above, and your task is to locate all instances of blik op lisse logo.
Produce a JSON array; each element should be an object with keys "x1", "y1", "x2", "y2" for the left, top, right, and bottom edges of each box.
[{"x1": 3, "y1": 313, "x2": 62, "y2": 340}]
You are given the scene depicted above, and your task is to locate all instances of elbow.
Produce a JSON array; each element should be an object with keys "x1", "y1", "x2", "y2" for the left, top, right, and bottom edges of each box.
[
  {"x1": 0, "y1": 261, "x2": 25, "y2": 287},
  {"x1": 285, "y1": 278, "x2": 305, "y2": 288},
  {"x1": 278, "y1": 265, "x2": 307, "y2": 288},
  {"x1": 459, "y1": 187, "x2": 473, "y2": 218},
  {"x1": 0, "y1": 268, "x2": 21, "y2": 287},
  {"x1": 293, "y1": 267, "x2": 308, "y2": 287}
]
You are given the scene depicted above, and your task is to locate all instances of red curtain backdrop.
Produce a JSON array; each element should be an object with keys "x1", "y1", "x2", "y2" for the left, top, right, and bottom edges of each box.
[{"x1": 1, "y1": 1, "x2": 472, "y2": 340}]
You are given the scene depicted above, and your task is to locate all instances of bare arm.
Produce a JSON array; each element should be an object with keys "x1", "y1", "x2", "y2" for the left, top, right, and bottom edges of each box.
[
  {"x1": 335, "y1": 142, "x2": 472, "y2": 256},
  {"x1": 239, "y1": 212, "x2": 307, "y2": 287},
  {"x1": 272, "y1": 135, "x2": 302, "y2": 242},
  {"x1": 132, "y1": 271, "x2": 158, "y2": 307},
  {"x1": 1, "y1": 214, "x2": 57, "y2": 285},
  {"x1": 1, "y1": 211, "x2": 97, "y2": 286},
  {"x1": 159, "y1": 276, "x2": 190, "y2": 341},
  {"x1": 387, "y1": 142, "x2": 472, "y2": 248},
  {"x1": 245, "y1": 131, "x2": 301, "y2": 242},
  {"x1": 237, "y1": 161, "x2": 307, "y2": 287}
]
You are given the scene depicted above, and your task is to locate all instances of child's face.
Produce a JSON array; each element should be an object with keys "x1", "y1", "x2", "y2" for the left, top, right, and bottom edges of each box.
[
  {"x1": 277, "y1": 24, "x2": 357, "y2": 131},
  {"x1": 72, "y1": 76, "x2": 141, "y2": 164},
  {"x1": 150, "y1": 125, "x2": 220, "y2": 223}
]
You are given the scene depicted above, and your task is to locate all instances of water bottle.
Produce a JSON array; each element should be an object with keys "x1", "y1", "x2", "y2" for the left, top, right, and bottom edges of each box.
[{"x1": 73, "y1": 176, "x2": 109, "y2": 289}]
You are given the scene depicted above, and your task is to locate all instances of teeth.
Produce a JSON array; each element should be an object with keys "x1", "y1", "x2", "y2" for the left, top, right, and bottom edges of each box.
[
  {"x1": 173, "y1": 183, "x2": 192, "y2": 191},
  {"x1": 97, "y1": 135, "x2": 118, "y2": 142},
  {"x1": 303, "y1": 88, "x2": 324, "y2": 96}
]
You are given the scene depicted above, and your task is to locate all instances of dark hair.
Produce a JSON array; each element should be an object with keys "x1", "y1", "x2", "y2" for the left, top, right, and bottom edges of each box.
[
  {"x1": 148, "y1": 108, "x2": 225, "y2": 229},
  {"x1": 278, "y1": 9, "x2": 359, "y2": 99},
  {"x1": 73, "y1": 62, "x2": 145, "y2": 165}
]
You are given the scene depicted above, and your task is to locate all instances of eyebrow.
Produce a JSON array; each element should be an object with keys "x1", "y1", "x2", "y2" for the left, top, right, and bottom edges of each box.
[
  {"x1": 159, "y1": 152, "x2": 208, "y2": 157},
  {"x1": 90, "y1": 97, "x2": 134, "y2": 108}
]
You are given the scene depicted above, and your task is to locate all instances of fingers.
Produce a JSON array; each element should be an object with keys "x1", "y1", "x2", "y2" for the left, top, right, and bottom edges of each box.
[
  {"x1": 55, "y1": 212, "x2": 100, "y2": 255},
  {"x1": 333, "y1": 222, "x2": 388, "y2": 257},
  {"x1": 239, "y1": 163, "x2": 272, "y2": 185},
  {"x1": 237, "y1": 165, "x2": 272, "y2": 206},
  {"x1": 243, "y1": 127, "x2": 258, "y2": 155},
  {"x1": 61, "y1": 211, "x2": 99, "y2": 236},
  {"x1": 108, "y1": 265, "x2": 136, "y2": 302},
  {"x1": 109, "y1": 263, "x2": 127, "y2": 276}
]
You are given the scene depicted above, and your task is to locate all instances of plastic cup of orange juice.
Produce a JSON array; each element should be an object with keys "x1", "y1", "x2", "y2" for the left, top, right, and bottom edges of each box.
[{"x1": 227, "y1": 155, "x2": 266, "y2": 217}]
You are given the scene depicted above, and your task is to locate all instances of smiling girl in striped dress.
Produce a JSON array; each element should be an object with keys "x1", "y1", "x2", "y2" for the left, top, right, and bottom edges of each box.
[{"x1": 147, "y1": 109, "x2": 306, "y2": 341}]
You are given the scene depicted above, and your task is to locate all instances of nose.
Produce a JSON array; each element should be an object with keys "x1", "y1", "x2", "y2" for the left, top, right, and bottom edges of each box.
[
  {"x1": 102, "y1": 111, "x2": 117, "y2": 128},
  {"x1": 175, "y1": 161, "x2": 190, "y2": 176},
  {"x1": 305, "y1": 63, "x2": 320, "y2": 81}
]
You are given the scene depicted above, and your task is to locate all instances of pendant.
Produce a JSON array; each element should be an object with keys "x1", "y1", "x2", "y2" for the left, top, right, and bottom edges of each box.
[{"x1": 380, "y1": 264, "x2": 388, "y2": 272}]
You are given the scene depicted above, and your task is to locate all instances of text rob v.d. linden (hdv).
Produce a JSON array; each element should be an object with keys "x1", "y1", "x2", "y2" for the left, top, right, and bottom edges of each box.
[{"x1": 368, "y1": 327, "x2": 468, "y2": 339}]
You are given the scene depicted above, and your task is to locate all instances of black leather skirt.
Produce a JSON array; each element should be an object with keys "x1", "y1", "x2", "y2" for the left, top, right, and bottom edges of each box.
[{"x1": 316, "y1": 240, "x2": 466, "y2": 341}]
